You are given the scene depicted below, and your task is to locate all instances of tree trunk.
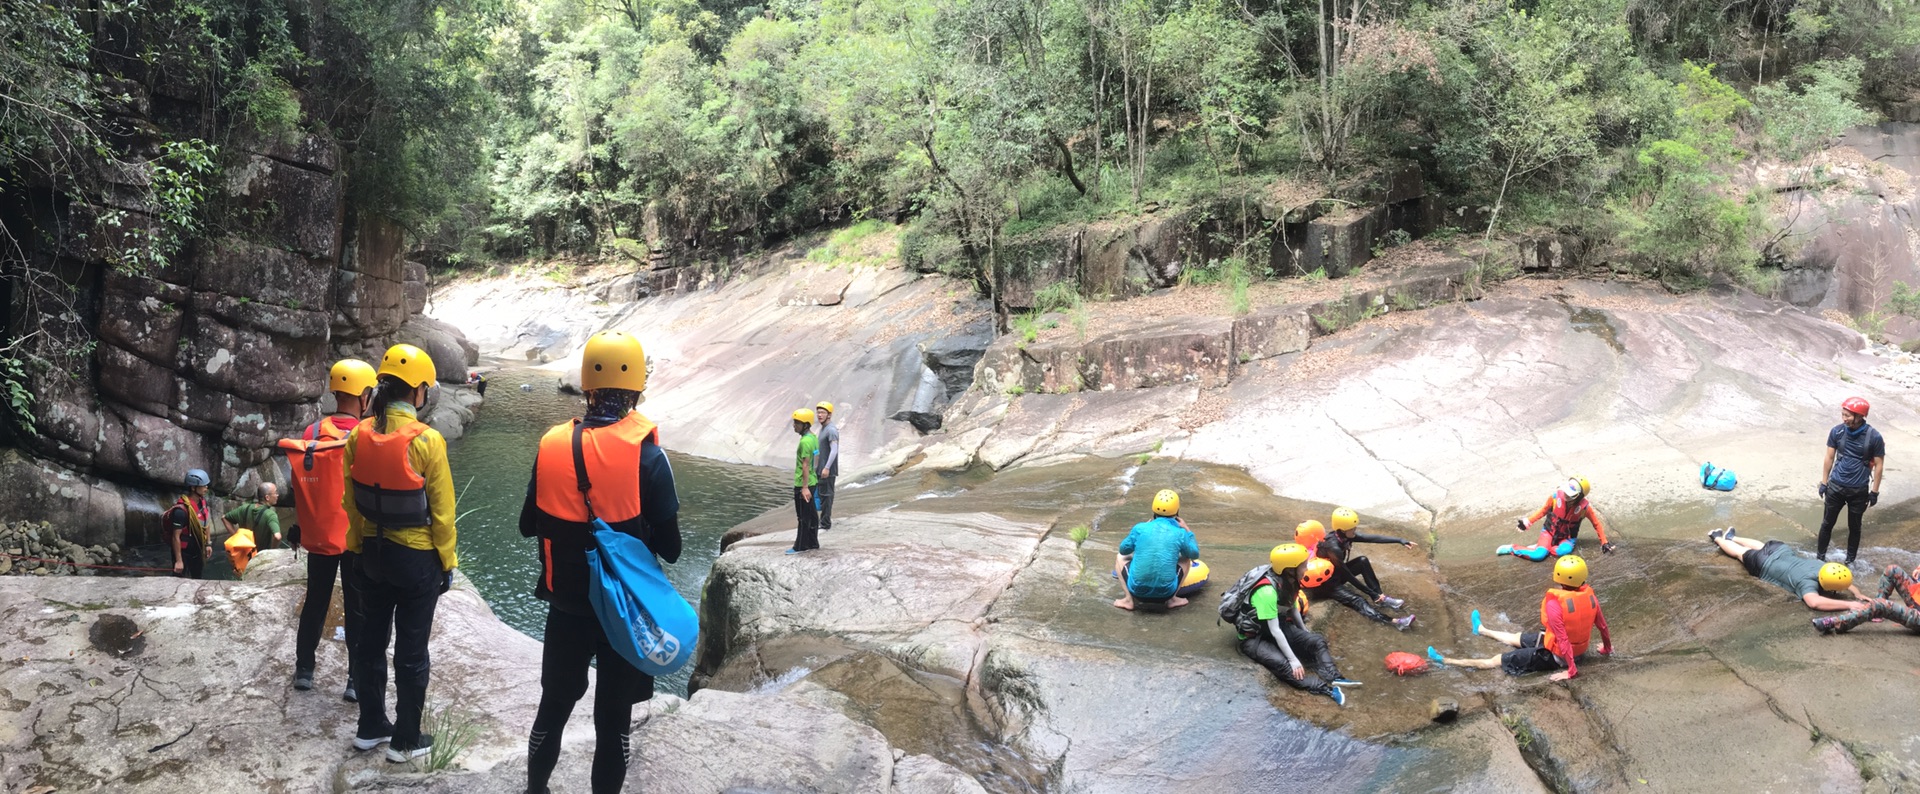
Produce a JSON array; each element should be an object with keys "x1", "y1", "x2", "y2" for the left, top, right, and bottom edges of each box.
[{"x1": 1051, "y1": 133, "x2": 1088, "y2": 195}]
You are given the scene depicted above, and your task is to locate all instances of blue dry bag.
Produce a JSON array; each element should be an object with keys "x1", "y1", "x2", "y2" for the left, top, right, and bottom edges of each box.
[
  {"x1": 571, "y1": 422, "x2": 699, "y2": 676},
  {"x1": 1699, "y1": 461, "x2": 1737, "y2": 492}
]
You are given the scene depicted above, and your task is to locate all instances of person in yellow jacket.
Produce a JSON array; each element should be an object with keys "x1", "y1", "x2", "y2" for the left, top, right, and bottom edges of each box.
[{"x1": 341, "y1": 343, "x2": 459, "y2": 763}]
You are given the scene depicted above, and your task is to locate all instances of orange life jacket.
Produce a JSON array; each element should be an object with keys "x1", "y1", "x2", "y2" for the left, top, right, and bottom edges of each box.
[
  {"x1": 532, "y1": 414, "x2": 659, "y2": 600},
  {"x1": 174, "y1": 495, "x2": 210, "y2": 549},
  {"x1": 533, "y1": 414, "x2": 659, "y2": 524},
  {"x1": 275, "y1": 416, "x2": 355, "y2": 555},
  {"x1": 1541, "y1": 585, "x2": 1601, "y2": 657},
  {"x1": 348, "y1": 419, "x2": 433, "y2": 529},
  {"x1": 1545, "y1": 495, "x2": 1588, "y2": 543}
]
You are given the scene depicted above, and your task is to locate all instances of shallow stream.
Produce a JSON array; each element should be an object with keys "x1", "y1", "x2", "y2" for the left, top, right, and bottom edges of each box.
[{"x1": 446, "y1": 366, "x2": 789, "y2": 695}]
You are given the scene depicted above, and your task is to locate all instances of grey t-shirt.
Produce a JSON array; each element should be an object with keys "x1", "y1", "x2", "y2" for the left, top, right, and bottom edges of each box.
[
  {"x1": 817, "y1": 423, "x2": 840, "y2": 478},
  {"x1": 1758, "y1": 548, "x2": 1822, "y2": 598}
]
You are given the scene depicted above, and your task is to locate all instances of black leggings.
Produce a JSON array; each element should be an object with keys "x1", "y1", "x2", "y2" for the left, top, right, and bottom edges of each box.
[
  {"x1": 526, "y1": 607, "x2": 653, "y2": 794},
  {"x1": 1312, "y1": 583, "x2": 1391, "y2": 624},
  {"x1": 1238, "y1": 622, "x2": 1340, "y2": 691},
  {"x1": 1818, "y1": 486, "x2": 1870, "y2": 562},
  {"x1": 1343, "y1": 556, "x2": 1384, "y2": 597},
  {"x1": 296, "y1": 551, "x2": 361, "y2": 680},
  {"x1": 176, "y1": 540, "x2": 205, "y2": 579},
  {"x1": 353, "y1": 542, "x2": 441, "y2": 746},
  {"x1": 792, "y1": 487, "x2": 819, "y2": 551},
  {"x1": 816, "y1": 475, "x2": 836, "y2": 529}
]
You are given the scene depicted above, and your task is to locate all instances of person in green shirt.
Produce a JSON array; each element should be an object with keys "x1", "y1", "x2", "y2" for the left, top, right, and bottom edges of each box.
[
  {"x1": 788, "y1": 408, "x2": 821, "y2": 555},
  {"x1": 1229, "y1": 543, "x2": 1352, "y2": 706},
  {"x1": 224, "y1": 482, "x2": 283, "y2": 551}
]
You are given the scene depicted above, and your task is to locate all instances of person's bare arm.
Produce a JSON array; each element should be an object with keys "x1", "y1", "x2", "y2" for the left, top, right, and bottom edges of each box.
[
  {"x1": 1804, "y1": 592, "x2": 1868, "y2": 612},
  {"x1": 1872, "y1": 456, "x2": 1885, "y2": 493},
  {"x1": 1820, "y1": 447, "x2": 1836, "y2": 487}
]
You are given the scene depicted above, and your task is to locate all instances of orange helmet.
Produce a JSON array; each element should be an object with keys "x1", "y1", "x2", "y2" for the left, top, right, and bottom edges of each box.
[
  {"x1": 1295, "y1": 520, "x2": 1327, "y2": 550},
  {"x1": 1301, "y1": 558, "x2": 1335, "y2": 588}
]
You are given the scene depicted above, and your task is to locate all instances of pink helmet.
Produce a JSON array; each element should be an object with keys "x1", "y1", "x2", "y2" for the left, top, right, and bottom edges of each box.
[{"x1": 1842, "y1": 396, "x2": 1870, "y2": 418}]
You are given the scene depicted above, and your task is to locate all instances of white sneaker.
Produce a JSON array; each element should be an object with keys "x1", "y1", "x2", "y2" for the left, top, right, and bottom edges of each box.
[{"x1": 386, "y1": 734, "x2": 434, "y2": 763}]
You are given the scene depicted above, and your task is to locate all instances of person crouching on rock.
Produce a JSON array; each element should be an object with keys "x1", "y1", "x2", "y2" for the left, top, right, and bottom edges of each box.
[
  {"x1": 1113, "y1": 489, "x2": 1199, "y2": 611},
  {"x1": 1298, "y1": 516, "x2": 1416, "y2": 630},
  {"x1": 787, "y1": 408, "x2": 821, "y2": 555},
  {"x1": 1500, "y1": 476, "x2": 1616, "y2": 561},
  {"x1": 1230, "y1": 543, "x2": 1354, "y2": 706},
  {"x1": 280, "y1": 358, "x2": 376, "y2": 701},
  {"x1": 1708, "y1": 527, "x2": 1867, "y2": 612},
  {"x1": 1427, "y1": 555, "x2": 1612, "y2": 681},
  {"x1": 520, "y1": 331, "x2": 682, "y2": 794},
  {"x1": 168, "y1": 468, "x2": 214, "y2": 579},
  {"x1": 343, "y1": 344, "x2": 459, "y2": 763},
  {"x1": 1814, "y1": 564, "x2": 1920, "y2": 635}
]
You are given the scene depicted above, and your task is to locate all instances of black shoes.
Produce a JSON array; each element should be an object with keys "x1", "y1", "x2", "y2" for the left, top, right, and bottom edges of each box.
[{"x1": 293, "y1": 669, "x2": 315, "y2": 691}]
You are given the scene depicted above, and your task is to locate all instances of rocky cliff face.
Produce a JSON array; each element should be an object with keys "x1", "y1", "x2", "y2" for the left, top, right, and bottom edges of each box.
[{"x1": 1, "y1": 80, "x2": 477, "y2": 549}]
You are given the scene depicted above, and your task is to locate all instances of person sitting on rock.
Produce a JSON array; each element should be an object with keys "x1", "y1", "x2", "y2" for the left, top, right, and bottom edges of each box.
[
  {"x1": 1500, "y1": 476, "x2": 1616, "y2": 560},
  {"x1": 1707, "y1": 527, "x2": 1866, "y2": 611},
  {"x1": 223, "y1": 481, "x2": 282, "y2": 551},
  {"x1": 1427, "y1": 555, "x2": 1612, "y2": 681},
  {"x1": 168, "y1": 468, "x2": 215, "y2": 579},
  {"x1": 1814, "y1": 564, "x2": 1920, "y2": 635},
  {"x1": 787, "y1": 408, "x2": 821, "y2": 554},
  {"x1": 1305, "y1": 509, "x2": 1418, "y2": 629},
  {"x1": 1231, "y1": 543, "x2": 1354, "y2": 706},
  {"x1": 520, "y1": 331, "x2": 682, "y2": 794},
  {"x1": 1113, "y1": 489, "x2": 1200, "y2": 611}
]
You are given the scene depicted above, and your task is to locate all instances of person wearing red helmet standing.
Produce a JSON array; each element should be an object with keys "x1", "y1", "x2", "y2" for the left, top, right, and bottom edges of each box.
[{"x1": 1817, "y1": 396, "x2": 1885, "y2": 564}]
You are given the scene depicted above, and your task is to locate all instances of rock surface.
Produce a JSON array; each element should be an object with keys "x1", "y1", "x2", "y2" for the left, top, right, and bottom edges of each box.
[
  {"x1": 432, "y1": 253, "x2": 991, "y2": 472},
  {"x1": 0, "y1": 550, "x2": 977, "y2": 793}
]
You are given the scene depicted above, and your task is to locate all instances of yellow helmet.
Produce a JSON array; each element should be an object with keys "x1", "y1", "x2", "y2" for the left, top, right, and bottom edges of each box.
[
  {"x1": 1301, "y1": 558, "x2": 1335, "y2": 588},
  {"x1": 1295, "y1": 520, "x2": 1326, "y2": 549},
  {"x1": 378, "y1": 344, "x2": 436, "y2": 388},
  {"x1": 1269, "y1": 543, "x2": 1310, "y2": 572},
  {"x1": 329, "y1": 359, "x2": 377, "y2": 396},
  {"x1": 816, "y1": 401, "x2": 835, "y2": 414},
  {"x1": 1152, "y1": 489, "x2": 1180, "y2": 517},
  {"x1": 1330, "y1": 507, "x2": 1359, "y2": 532},
  {"x1": 1552, "y1": 555, "x2": 1589, "y2": 588},
  {"x1": 792, "y1": 408, "x2": 816, "y2": 424},
  {"x1": 1562, "y1": 476, "x2": 1592, "y2": 500},
  {"x1": 1819, "y1": 563, "x2": 1853, "y2": 593},
  {"x1": 581, "y1": 331, "x2": 648, "y2": 392}
]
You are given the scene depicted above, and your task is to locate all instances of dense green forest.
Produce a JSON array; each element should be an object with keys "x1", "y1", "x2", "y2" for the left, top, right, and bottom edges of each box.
[{"x1": 6, "y1": 0, "x2": 1920, "y2": 298}]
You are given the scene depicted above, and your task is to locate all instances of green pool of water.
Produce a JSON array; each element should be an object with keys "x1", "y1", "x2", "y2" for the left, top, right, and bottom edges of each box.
[{"x1": 446, "y1": 367, "x2": 789, "y2": 695}]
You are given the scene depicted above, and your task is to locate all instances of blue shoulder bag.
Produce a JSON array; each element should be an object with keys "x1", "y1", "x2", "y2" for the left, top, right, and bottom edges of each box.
[{"x1": 573, "y1": 422, "x2": 699, "y2": 676}]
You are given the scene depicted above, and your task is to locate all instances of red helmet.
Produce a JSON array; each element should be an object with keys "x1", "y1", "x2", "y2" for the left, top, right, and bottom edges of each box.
[{"x1": 1842, "y1": 397, "x2": 1870, "y2": 418}]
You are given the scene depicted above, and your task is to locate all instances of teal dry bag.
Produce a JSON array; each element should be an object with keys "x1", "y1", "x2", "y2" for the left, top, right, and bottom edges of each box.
[
  {"x1": 572, "y1": 422, "x2": 699, "y2": 676},
  {"x1": 1699, "y1": 461, "x2": 1737, "y2": 492}
]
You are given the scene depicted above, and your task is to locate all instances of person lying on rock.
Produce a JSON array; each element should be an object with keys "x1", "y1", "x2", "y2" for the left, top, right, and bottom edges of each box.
[
  {"x1": 1499, "y1": 476, "x2": 1616, "y2": 561},
  {"x1": 1229, "y1": 543, "x2": 1354, "y2": 706},
  {"x1": 1816, "y1": 396, "x2": 1884, "y2": 564},
  {"x1": 1301, "y1": 510, "x2": 1418, "y2": 630},
  {"x1": 1114, "y1": 489, "x2": 1200, "y2": 611},
  {"x1": 1707, "y1": 528, "x2": 1866, "y2": 611},
  {"x1": 1813, "y1": 564, "x2": 1920, "y2": 635},
  {"x1": 1426, "y1": 555, "x2": 1612, "y2": 682}
]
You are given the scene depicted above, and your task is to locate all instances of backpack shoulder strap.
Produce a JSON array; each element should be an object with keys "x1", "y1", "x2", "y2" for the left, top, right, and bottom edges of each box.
[{"x1": 571, "y1": 419, "x2": 597, "y2": 521}]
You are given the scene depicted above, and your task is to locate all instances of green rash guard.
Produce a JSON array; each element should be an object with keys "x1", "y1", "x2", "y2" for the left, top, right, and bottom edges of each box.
[
  {"x1": 794, "y1": 432, "x2": 819, "y2": 488},
  {"x1": 224, "y1": 502, "x2": 282, "y2": 550}
]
